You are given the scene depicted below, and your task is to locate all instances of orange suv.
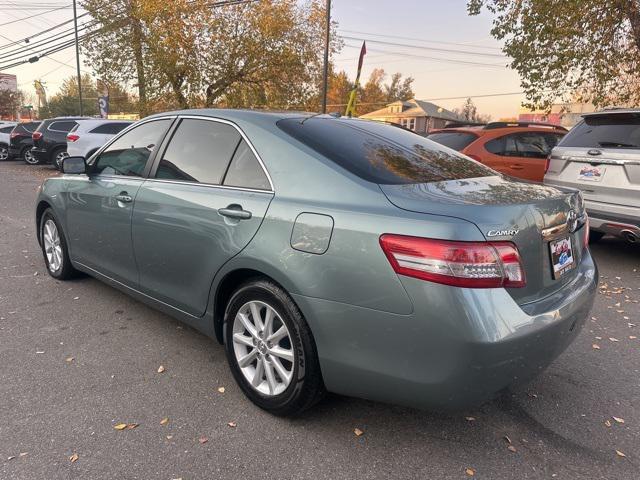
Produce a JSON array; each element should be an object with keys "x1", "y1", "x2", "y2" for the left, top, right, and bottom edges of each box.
[{"x1": 427, "y1": 122, "x2": 567, "y2": 182}]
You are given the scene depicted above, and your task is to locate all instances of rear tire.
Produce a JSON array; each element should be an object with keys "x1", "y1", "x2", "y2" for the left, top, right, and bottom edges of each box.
[
  {"x1": 23, "y1": 147, "x2": 40, "y2": 165},
  {"x1": 224, "y1": 279, "x2": 325, "y2": 416},
  {"x1": 589, "y1": 230, "x2": 605, "y2": 243},
  {"x1": 39, "y1": 208, "x2": 77, "y2": 280},
  {"x1": 52, "y1": 147, "x2": 68, "y2": 170}
]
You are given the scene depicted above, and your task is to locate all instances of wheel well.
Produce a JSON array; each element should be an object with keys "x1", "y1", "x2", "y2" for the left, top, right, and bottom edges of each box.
[
  {"x1": 35, "y1": 201, "x2": 51, "y2": 245},
  {"x1": 50, "y1": 145, "x2": 65, "y2": 162},
  {"x1": 213, "y1": 268, "x2": 284, "y2": 344}
]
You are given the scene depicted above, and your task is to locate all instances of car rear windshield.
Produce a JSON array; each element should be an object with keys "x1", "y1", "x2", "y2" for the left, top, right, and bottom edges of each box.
[
  {"x1": 277, "y1": 118, "x2": 494, "y2": 184},
  {"x1": 559, "y1": 112, "x2": 640, "y2": 149},
  {"x1": 426, "y1": 131, "x2": 478, "y2": 151}
]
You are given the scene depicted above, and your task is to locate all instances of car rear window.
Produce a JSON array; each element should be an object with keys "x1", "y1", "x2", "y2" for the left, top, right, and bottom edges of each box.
[
  {"x1": 426, "y1": 131, "x2": 478, "y2": 151},
  {"x1": 277, "y1": 118, "x2": 494, "y2": 184},
  {"x1": 559, "y1": 112, "x2": 640, "y2": 148}
]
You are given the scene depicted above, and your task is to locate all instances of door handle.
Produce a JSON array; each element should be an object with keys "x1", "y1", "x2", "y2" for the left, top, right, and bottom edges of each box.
[
  {"x1": 511, "y1": 164, "x2": 524, "y2": 170},
  {"x1": 115, "y1": 192, "x2": 133, "y2": 203},
  {"x1": 218, "y1": 204, "x2": 252, "y2": 220}
]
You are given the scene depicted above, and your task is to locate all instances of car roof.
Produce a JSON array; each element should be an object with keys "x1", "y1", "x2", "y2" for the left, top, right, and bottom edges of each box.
[
  {"x1": 44, "y1": 116, "x2": 91, "y2": 122},
  {"x1": 582, "y1": 108, "x2": 640, "y2": 117},
  {"x1": 146, "y1": 108, "x2": 314, "y2": 124},
  {"x1": 430, "y1": 122, "x2": 567, "y2": 136}
]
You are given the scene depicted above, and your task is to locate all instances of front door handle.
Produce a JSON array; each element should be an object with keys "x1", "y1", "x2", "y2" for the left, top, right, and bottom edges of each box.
[
  {"x1": 218, "y1": 204, "x2": 252, "y2": 220},
  {"x1": 115, "y1": 192, "x2": 133, "y2": 203},
  {"x1": 510, "y1": 164, "x2": 524, "y2": 170}
]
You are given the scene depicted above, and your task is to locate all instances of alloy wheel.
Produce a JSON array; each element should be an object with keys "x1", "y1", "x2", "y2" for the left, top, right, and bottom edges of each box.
[
  {"x1": 0, "y1": 146, "x2": 8, "y2": 161},
  {"x1": 24, "y1": 149, "x2": 37, "y2": 164},
  {"x1": 43, "y1": 219, "x2": 63, "y2": 273},
  {"x1": 232, "y1": 300, "x2": 295, "y2": 396},
  {"x1": 55, "y1": 151, "x2": 68, "y2": 169}
]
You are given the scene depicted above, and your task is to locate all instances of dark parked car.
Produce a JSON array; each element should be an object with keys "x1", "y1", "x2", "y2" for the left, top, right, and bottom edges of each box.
[
  {"x1": 8, "y1": 121, "x2": 41, "y2": 163},
  {"x1": 30, "y1": 117, "x2": 88, "y2": 168}
]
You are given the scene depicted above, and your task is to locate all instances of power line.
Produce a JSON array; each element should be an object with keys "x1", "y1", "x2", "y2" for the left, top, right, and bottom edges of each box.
[
  {"x1": 341, "y1": 35, "x2": 506, "y2": 59},
  {"x1": 0, "y1": 15, "x2": 87, "y2": 50},
  {"x1": 0, "y1": 3, "x2": 72, "y2": 26},
  {"x1": 340, "y1": 29, "x2": 503, "y2": 52}
]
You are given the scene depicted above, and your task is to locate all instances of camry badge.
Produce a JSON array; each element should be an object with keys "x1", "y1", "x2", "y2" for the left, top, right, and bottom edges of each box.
[{"x1": 487, "y1": 229, "x2": 519, "y2": 237}]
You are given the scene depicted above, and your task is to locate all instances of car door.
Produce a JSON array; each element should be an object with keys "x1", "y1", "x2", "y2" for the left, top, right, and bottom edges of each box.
[
  {"x1": 509, "y1": 132, "x2": 559, "y2": 181},
  {"x1": 131, "y1": 117, "x2": 274, "y2": 316},
  {"x1": 64, "y1": 118, "x2": 173, "y2": 285}
]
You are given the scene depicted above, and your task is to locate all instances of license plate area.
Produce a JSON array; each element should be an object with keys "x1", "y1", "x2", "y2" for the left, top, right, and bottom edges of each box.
[
  {"x1": 549, "y1": 236, "x2": 575, "y2": 279},
  {"x1": 578, "y1": 165, "x2": 605, "y2": 181}
]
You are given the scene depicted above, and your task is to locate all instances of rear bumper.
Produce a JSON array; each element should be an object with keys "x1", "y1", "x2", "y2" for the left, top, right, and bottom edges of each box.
[
  {"x1": 585, "y1": 200, "x2": 639, "y2": 237},
  {"x1": 31, "y1": 147, "x2": 49, "y2": 163},
  {"x1": 294, "y1": 250, "x2": 597, "y2": 410}
]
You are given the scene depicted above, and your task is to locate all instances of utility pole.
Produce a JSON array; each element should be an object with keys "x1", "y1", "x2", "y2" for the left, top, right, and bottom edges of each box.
[
  {"x1": 321, "y1": 0, "x2": 331, "y2": 114},
  {"x1": 72, "y1": 0, "x2": 83, "y2": 115}
]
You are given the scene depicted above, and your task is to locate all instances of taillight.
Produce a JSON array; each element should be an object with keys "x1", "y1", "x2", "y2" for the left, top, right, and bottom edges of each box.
[
  {"x1": 544, "y1": 156, "x2": 551, "y2": 174},
  {"x1": 379, "y1": 234, "x2": 526, "y2": 288},
  {"x1": 67, "y1": 134, "x2": 79, "y2": 142},
  {"x1": 32, "y1": 131, "x2": 42, "y2": 140}
]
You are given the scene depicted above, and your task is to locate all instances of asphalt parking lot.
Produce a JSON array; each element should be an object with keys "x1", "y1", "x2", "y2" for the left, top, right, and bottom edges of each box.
[{"x1": 0, "y1": 160, "x2": 638, "y2": 480}]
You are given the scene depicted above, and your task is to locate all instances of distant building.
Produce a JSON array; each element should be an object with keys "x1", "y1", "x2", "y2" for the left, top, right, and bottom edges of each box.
[
  {"x1": 0, "y1": 73, "x2": 17, "y2": 92},
  {"x1": 359, "y1": 99, "x2": 464, "y2": 134},
  {"x1": 519, "y1": 103, "x2": 596, "y2": 128}
]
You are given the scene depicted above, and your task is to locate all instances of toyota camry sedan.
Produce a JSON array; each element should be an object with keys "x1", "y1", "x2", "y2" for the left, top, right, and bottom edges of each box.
[{"x1": 35, "y1": 110, "x2": 597, "y2": 415}]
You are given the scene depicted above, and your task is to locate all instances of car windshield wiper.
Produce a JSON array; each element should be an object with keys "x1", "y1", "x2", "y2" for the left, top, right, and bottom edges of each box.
[{"x1": 597, "y1": 141, "x2": 640, "y2": 148}]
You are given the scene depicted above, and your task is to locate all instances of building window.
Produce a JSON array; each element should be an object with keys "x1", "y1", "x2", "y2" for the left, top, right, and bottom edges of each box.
[{"x1": 400, "y1": 118, "x2": 416, "y2": 131}]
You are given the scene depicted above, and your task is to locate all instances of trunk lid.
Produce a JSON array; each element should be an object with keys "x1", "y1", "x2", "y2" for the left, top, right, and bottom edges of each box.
[{"x1": 380, "y1": 175, "x2": 587, "y2": 305}]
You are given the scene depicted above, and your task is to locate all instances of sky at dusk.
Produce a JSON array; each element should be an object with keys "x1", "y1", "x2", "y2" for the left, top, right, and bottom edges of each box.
[{"x1": 1, "y1": 0, "x2": 525, "y2": 119}]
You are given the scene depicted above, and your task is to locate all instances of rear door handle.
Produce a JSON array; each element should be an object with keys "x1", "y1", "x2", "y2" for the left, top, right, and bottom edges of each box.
[
  {"x1": 115, "y1": 193, "x2": 133, "y2": 203},
  {"x1": 511, "y1": 164, "x2": 524, "y2": 170},
  {"x1": 218, "y1": 204, "x2": 252, "y2": 220}
]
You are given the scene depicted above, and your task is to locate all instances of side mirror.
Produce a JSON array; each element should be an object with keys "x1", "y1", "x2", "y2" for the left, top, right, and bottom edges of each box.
[{"x1": 62, "y1": 156, "x2": 86, "y2": 174}]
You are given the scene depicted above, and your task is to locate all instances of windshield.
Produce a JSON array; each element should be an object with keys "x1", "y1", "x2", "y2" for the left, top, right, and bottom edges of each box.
[
  {"x1": 559, "y1": 112, "x2": 640, "y2": 149},
  {"x1": 277, "y1": 118, "x2": 494, "y2": 185}
]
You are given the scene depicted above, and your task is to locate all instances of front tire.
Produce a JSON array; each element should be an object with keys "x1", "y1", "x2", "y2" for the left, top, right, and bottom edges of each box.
[
  {"x1": 52, "y1": 147, "x2": 68, "y2": 170},
  {"x1": 39, "y1": 209, "x2": 77, "y2": 280},
  {"x1": 224, "y1": 279, "x2": 325, "y2": 416},
  {"x1": 23, "y1": 147, "x2": 39, "y2": 165}
]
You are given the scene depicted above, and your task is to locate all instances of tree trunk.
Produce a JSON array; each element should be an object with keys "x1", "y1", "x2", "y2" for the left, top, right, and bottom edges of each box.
[
  {"x1": 627, "y1": 0, "x2": 640, "y2": 52},
  {"x1": 169, "y1": 74, "x2": 189, "y2": 109},
  {"x1": 129, "y1": 2, "x2": 148, "y2": 117}
]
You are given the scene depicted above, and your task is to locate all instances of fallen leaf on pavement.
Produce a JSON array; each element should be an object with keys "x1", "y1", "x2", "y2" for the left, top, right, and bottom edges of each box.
[
  {"x1": 157, "y1": 365, "x2": 165, "y2": 373},
  {"x1": 609, "y1": 338, "x2": 619, "y2": 342},
  {"x1": 605, "y1": 420, "x2": 612, "y2": 427},
  {"x1": 69, "y1": 453, "x2": 79, "y2": 463},
  {"x1": 166, "y1": 435, "x2": 173, "y2": 440},
  {"x1": 199, "y1": 435, "x2": 208, "y2": 444},
  {"x1": 114, "y1": 423, "x2": 128, "y2": 430},
  {"x1": 65, "y1": 357, "x2": 74, "y2": 363},
  {"x1": 613, "y1": 417, "x2": 625, "y2": 424},
  {"x1": 19, "y1": 453, "x2": 27, "y2": 457},
  {"x1": 630, "y1": 336, "x2": 637, "y2": 340},
  {"x1": 7, "y1": 456, "x2": 15, "y2": 461},
  {"x1": 217, "y1": 387, "x2": 225, "y2": 393},
  {"x1": 127, "y1": 423, "x2": 139, "y2": 429},
  {"x1": 592, "y1": 344, "x2": 601, "y2": 350},
  {"x1": 503, "y1": 435, "x2": 512, "y2": 444},
  {"x1": 465, "y1": 467, "x2": 475, "y2": 476},
  {"x1": 354, "y1": 428, "x2": 364, "y2": 436},
  {"x1": 465, "y1": 416, "x2": 475, "y2": 422},
  {"x1": 616, "y1": 450, "x2": 626, "y2": 458},
  {"x1": 507, "y1": 445, "x2": 517, "y2": 452},
  {"x1": 160, "y1": 417, "x2": 169, "y2": 426},
  {"x1": 228, "y1": 421, "x2": 237, "y2": 428}
]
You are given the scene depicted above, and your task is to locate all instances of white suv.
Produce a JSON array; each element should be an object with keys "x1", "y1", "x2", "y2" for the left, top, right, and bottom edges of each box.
[
  {"x1": 0, "y1": 122, "x2": 18, "y2": 161},
  {"x1": 66, "y1": 119, "x2": 134, "y2": 159}
]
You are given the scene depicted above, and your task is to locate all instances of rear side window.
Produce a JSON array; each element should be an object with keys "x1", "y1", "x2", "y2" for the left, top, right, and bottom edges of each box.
[
  {"x1": 90, "y1": 123, "x2": 131, "y2": 135},
  {"x1": 485, "y1": 132, "x2": 562, "y2": 158},
  {"x1": 25, "y1": 122, "x2": 40, "y2": 133},
  {"x1": 48, "y1": 121, "x2": 77, "y2": 132},
  {"x1": 155, "y1": 119, "x2": 241, "y2": 184},
  {"x1": 426, "y1": 132, "x2": 478, "y2": 151},
  {"x1": 559, "y1": 113, "x2": 640, "y2": 148},
  {"x1": 92, "y1": 119, "x2": 171, "y2": 177},
  {"x1": 277, "y1": 118, "x2": 494, "y2": 184},
  {"x1": 0, "y1": 126, "x2": 14, "y2": 133},
  {"x1": 223, "y1": 140, "x2": 270, "y2": 190}
]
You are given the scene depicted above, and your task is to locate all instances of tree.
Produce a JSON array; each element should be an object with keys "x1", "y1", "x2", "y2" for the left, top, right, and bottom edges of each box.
[
  {"x1": 453, "y1": 97, "x2": 491, "y2": 123},
  {"x1": 82, "y1": 0, "x2": 339, "y2": 113},
  {"x1": 468, "y1": 0, "x2": 640, "y2": 109},
  {"x1": 326, "y1": 70, "x2": 353, "y2": 112},
  {"x1": 356, "y1": 68, "x2": 414, "y2": 114},
  {"x1": 0, "y1": 89, "x2": 23, "y2": 119}
]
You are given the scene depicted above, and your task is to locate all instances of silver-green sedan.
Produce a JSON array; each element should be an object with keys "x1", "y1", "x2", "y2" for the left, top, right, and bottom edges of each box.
[{"x1": 35, "y1": 110, "x2": 598, "y2": 415}]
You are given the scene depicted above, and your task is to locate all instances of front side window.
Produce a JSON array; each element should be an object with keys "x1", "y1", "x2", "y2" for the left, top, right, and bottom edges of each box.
[
  {"x1": 427, "y1": 132, "x2": 478, "y2": 151},
  {"x1": 155, "y1": 119, "x2": 241, "y2": 184},
  {"x1": 92, "y1": 119, "x2": 171, "y2": 177},
  {"x1": 485, "y1": 132, "x2": 561, "y2": 158},
  {"x1": 277, "y1": 118, "x2": 494, "y2": 185}
]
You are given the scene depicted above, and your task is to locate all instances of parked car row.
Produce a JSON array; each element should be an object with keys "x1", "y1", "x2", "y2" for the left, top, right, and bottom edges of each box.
[
  {"x1": 0, "y1": 117, "x2": 132, "y2": 169},
  {"x1": 427, "y1": 112, "x2": 639, "y2": 244}
]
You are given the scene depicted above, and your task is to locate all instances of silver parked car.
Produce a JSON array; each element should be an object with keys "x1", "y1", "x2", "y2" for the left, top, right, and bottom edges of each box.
[
  {"x1": 35, "y1": 110, "x2": 597, "y2": 415},
  {"x1": 545, "y1": 109, "x2": 640, "y2": 243}
]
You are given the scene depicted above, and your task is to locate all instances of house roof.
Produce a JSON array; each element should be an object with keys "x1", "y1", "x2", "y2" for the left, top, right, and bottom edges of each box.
[{"x1": 360, "y1": 99, "x2": 463, "y2": 122}]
